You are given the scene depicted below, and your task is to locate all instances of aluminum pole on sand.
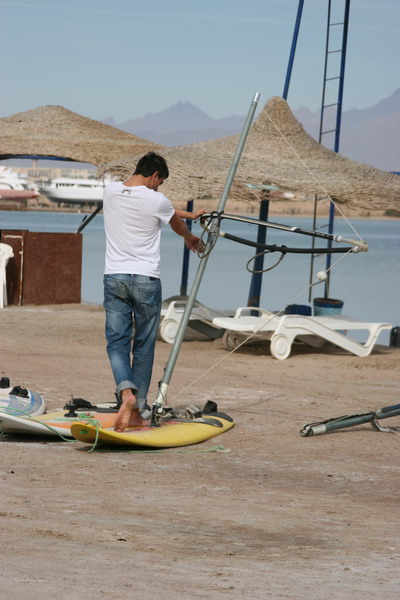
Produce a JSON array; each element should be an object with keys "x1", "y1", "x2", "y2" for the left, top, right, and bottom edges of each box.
[
  {"x1": 151, "y1": 92, "x2": 261, "y2": 423},
  {"x1": 300, "y1": 403, "x2": 400, "y2": 437}
]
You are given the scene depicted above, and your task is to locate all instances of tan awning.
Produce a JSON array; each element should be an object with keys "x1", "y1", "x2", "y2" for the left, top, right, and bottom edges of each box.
[{"x1": 0, "y1": 105, "x2": 163, "y2": 166}]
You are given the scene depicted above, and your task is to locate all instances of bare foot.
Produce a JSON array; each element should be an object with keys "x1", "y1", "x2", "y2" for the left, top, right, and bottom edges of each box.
[{"x1": 114, "y1": 390, "x2": 148, "y2": 432}]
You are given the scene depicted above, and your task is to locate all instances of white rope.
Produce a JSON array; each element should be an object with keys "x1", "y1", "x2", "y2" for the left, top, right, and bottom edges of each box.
[
  {"x1": 259, "y1": 106, "x2": 364, "y2": 242},
  {"x1": 172, "y1": 248, "x2": 354, "y2": 402}
]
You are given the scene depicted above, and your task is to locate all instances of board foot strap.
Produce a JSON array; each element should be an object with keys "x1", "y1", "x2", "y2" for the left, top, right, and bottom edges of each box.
[
  {"x1": 155, "y1": 401, "x2": 233, "y2": 428},
  {"x1": 160, "y1": 415, "x2": 224, "y2": 428}
]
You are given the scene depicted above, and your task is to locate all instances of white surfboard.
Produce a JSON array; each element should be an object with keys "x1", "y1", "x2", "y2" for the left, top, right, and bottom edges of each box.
[
  {"x1": 0, "y1": 398, "x2": 119, "y2": 437},
  {"x1": 0, "y1": 382, "x2": 45, "y2": 418}
]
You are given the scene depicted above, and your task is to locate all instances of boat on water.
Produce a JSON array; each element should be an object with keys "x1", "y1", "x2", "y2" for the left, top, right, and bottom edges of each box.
[
  {"x1": 0, "y1": 189, "x2": 39, "y2": 200},
  {"x1": 0, "y1": 167, "x2": 38, "y2": 194},
  {"x1": 39, "y1": 177, "x2": 107, "y2": 205},
  {"x1": 0, "y1": 167, "x2": 39, "y2": 202}
]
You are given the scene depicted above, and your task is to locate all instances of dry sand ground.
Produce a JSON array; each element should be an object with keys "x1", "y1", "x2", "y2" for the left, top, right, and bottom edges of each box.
[{"x1": 1, "y1": 304, "x2": 399, "y2": 600}]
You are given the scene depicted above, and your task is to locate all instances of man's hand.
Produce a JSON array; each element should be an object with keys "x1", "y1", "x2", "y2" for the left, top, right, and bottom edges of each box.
[
  {"x1": 169, "y1": 212, "x2": 205, "y2": 253},
  {"x1": 185, "y1": 234, "x2": 205, "y2": 253}
]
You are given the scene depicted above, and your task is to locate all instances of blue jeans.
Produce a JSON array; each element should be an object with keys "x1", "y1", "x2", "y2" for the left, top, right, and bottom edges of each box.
[{"x1": 103, "y1": 274, "x2": 162, "y2": 409}]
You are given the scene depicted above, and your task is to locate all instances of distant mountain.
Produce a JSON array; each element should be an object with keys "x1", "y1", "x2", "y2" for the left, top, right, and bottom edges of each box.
[
  {"x1": 106, "y1": 90, "x2": 400, "y2": 172},
  {"x1": 110, "y1": 101, "x2": 244, "y2": 146},
  {"x1": 294, "y1": 88, "x2": 400, "y2": 171}
]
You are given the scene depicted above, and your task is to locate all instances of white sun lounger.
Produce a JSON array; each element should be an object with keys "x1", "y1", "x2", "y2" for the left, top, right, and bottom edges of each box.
[
  {"x1": 0, "y1": 242, "x2": 14, "y2": 308},
  {"x1": 159, "y1": 299, "x2": 232, "y2": 343},
  {"x1": 212, "y1": 307, "x2": 392, "y2": 360}
]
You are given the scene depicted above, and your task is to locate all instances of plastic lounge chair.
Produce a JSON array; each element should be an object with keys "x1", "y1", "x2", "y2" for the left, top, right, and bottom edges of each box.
[
  {"x1": 159, "y1": 299, "x2": 231, "y2": 343},
  {"x1": 0, "y1": 243, "x2": 14, "y2": 308},
  {"x1": 212, "y1": 306, "x2": 392, "y2": 360}
]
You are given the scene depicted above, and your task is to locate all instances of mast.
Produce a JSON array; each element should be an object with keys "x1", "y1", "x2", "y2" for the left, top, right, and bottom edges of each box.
[{"x1": 151, "y1": 92, "x2": 261, "y2": 421}]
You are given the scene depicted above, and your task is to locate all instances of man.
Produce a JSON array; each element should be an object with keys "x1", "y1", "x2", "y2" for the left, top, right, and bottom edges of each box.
[{"x1": 103, "y1": 152, "x2": 205, "y2": 432}]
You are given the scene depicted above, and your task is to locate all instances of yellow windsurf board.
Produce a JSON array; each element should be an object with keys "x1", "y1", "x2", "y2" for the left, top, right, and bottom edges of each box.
[{"x1": 71, "y1": 412, "x2": 234, "y2": 448}]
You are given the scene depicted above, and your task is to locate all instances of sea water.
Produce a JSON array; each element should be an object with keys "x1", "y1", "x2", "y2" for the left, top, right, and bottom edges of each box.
[{"x1": 1, "y1": 210, "x2": 399, "y2": 345}]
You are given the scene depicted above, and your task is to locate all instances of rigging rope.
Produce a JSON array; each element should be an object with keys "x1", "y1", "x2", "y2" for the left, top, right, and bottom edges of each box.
[
  {"x1": 259, "y1": 105, "x2": 365, "y2": 243},
  {"x1": 172, "y1": 248, "x2": 354, "y2": 403}
]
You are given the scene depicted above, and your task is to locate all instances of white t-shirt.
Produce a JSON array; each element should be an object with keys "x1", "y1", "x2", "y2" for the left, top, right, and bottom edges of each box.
[{"x1": 103, "y1": 182, "x2": 175, "y2": 278}]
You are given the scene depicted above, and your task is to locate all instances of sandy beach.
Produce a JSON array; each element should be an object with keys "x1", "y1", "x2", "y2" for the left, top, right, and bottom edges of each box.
[{"x1": 1, "y1": 303, "x2": 399, "y2": 599}]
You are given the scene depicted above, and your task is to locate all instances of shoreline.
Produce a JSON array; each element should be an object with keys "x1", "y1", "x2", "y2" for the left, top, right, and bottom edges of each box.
[{"x1": 0, "y1": 198, "x2": 397, "y2": 220}]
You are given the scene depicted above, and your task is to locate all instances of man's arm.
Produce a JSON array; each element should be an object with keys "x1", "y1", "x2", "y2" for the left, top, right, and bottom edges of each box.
[
  {"x1": 169, "y1": 212, "x2": 205, "y2": 253},
  {"x1": 175, "y1": 208, "x2": 205, "y2": 221}
]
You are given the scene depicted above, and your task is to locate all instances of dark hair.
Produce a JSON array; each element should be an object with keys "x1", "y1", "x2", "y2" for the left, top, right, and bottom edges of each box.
[{"x1": 134, "y1": 152, "x2": 169, "y2": 179}]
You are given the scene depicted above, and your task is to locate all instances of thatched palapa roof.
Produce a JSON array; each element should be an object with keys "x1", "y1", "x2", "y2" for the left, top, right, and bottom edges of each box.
[
  {"x1": 97, "y1": 97, "x2": 400, "y2": 211},
  {"x1": 0, "y1": 105, "x2": 163, "y2": 166}
]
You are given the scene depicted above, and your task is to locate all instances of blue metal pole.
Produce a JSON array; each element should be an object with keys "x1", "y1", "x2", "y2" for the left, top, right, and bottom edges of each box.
[
  {"x1": 180, "y1": 199, "x2": 193, "y2": 297},
  {"x1": 246, "y1": 2, "x2": 303, "y2": 311},
  {"x1": 334, "y1": 0, "x2": 351, "y2": 154},
  {"x1": 247, "y1": 197, "x2": 269, "y2": 307},
  {"x1": 283, "y1": 0, "x2": 304, "y2": 100}
]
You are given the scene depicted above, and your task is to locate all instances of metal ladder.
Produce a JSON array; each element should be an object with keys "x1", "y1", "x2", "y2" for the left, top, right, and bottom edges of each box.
[
  {"x1": 248, "y1": 0, "x2": 351, "y2": 309},
  {"x1": 309, "y1": 0, "x2": 351, "y2": 298}
]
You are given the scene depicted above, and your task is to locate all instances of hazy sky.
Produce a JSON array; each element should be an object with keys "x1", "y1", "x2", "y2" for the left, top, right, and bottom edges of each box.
[{"x1": 2, "y1": 0, "x2": 399, "y2": 122}]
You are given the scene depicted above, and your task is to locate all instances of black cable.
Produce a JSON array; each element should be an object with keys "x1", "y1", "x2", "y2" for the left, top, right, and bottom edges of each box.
[{"x1": 221, "y1": 231, "x2": 353, "y2": 254}]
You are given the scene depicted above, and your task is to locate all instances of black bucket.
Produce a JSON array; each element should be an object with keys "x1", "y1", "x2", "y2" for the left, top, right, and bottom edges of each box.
[
  {"x1": 390, "y1": 326, "x2": 400, "y2": 348},
  {"x1": 284, "y1": 304, "x2": 312, "y2": 316}
]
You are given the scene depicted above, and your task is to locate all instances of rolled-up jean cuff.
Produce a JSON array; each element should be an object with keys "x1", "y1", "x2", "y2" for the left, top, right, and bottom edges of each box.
[
  {"x1": 116, "y1": 380, "x2": 138, "y2": 400},
  {"x1": 136, "y1": 398, "x2": 148, "y2": 411}
]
